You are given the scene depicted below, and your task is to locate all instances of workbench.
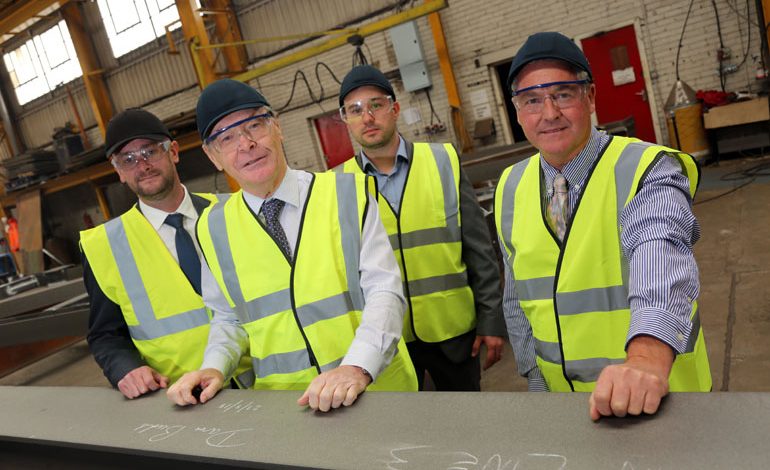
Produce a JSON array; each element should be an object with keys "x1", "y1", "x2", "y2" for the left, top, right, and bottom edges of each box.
[
  {"x1": 0, "y1": 387, "x2": 768, "y2": 469},
  {"x1": 703, "y1": 96, "x2": 770, "y2": 161}
]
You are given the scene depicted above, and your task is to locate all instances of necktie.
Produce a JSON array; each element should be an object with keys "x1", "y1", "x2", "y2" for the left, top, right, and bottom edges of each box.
[
  {"x1": 261, "y1": 198, "x2": 292, "y2": 259},
  {"x1": 547, "y1": 173, "x2": 569, "y2": 241},
  {"x1": 164, "y1": 213, "x2": 202, "y2": 295}
]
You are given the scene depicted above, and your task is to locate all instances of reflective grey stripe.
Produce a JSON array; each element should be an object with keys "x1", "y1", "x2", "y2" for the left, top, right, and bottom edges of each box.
[
  {"x1": 555, "y1": 285, "x2": 629, "y2": 315},
  {"x1": 499, "y1": 160, "x2": 529, "y2": 266},
  {"x1": 515, "y1": 276, "x2": 554, "y2": 301},
  {"x1": 614, "y1": 142, "x2": 648, "y2": 284},
  {"x1": 242, "y1": 289, "x2": 292, "y2": 322},
  {"x1": 236, "y1": 369, "x2": 255, "y2": 389},
  {"x1": 105, "y1": 218, "x2": 209, "y2": 341},
  {"x1": 388, "y1": 233, "x2": 401, "y2": 251},
  {"x1": 428, "y1": 143, "x2": 459, "y2": 221},
  {"x1": 252, "y1": 349, "x2": 312, "y2": 378},
  {"x1": 396, "y1": 226, "x2": 461, "y2": 251},
  {"x1": 127, "y1": 307, "x2": 209, "y2": 341},
  {"x1": 535, "y1": 338, "x2": 624, "y2": 383},
  {"x1": 296, "y1": 291, "x2": 355, "y2": 328},
  {"x1": 335, "y1": 173, "x2": 365, "y2": 311},
  {"x1": 614, "y1": 141, "x2": 648, "y2": 220},
  {"x1": 207, "y1": 199, "x2": 248, "y2": 320},
  {"x1": 408, "y1": 271, "x2": 468, "y2": 297},
  {"x1": 320, "y1": 357, "x2": 343, "y2": 372},
  {"x1": 566, "y1": 357, "x2": 624, "y2": 383},
  {"x1": 330, "y1": 165, "x2": 344, "y2": 173},
  {"x1": 685, "y1": 308, "x2": 701, "y2": 353},
  {"x1": 534, "y1": 338, "x2": 562, "y2": 364}
]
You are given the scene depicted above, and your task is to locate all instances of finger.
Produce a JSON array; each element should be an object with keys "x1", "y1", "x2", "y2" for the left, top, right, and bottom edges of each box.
[
  {"x1": 591, "y1": 373, "x2": 615, "y2": 418},
  {"x1": 626, "y1": 385, "x2": 646, "y2": 416},
  {"x1": 297, "y1": 389, "x2": 310, "y2": 406},
  {"x1": 305, "y1": 378, "x2": 324, "y2": 410},
  {"x1": 119, "y1": 381, "x2": 138, "y2": 399},
  {"x1": 151, "y1": 370, "x2": 169, "y2": 389},
  {"x1": 317, "y1": 383, "x2": 335, "y2": 412},
  {"x1": 331, "y1": 384, "x2": 349, "y2": 409},
  {"x1": 589, "y1": 394, "x2": 601, "y2": 421},
  {"x1": 199, "y1": 382, "x2": 219, "y2": 404},
  {"x1": 471, "y1": 337, "x2": 482, "y2": 357},
  {"x1": 610, "y1": 382, "x2": 631, "y2": 418},
  {"x1": 342, "y1": 385, "x2": 360, "y2": 407},
  {"x1": 484, "y1": 345, "x2": 499, "y2": 370},
  {"x1": 642, "y1": 390, "x2": 663, "y2": 415},
  {"x1": 166, "y1": 384, "x2": 184, "y2": 406}
]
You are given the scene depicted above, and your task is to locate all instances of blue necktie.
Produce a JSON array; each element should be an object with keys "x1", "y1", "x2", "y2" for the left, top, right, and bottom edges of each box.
[
  {"x1": 164, "y1": 213, "x2": 202, "y2": 295},
  {"x1": 261, "y1": 199, "x2": 292, "y2": 259}
]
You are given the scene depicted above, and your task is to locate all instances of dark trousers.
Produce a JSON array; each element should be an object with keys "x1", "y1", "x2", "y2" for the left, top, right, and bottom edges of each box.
[{"x1": 407, "y1": 339, "x2": 481, "y2": 391}]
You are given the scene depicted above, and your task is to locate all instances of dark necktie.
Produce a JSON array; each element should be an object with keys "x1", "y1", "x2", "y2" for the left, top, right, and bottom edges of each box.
[
  {"x1": 164, "y1": 213, "x2": 202, "y2": 295},
  {"x1": 261, "y1": 198, "x2": 292, "y2": 259}
]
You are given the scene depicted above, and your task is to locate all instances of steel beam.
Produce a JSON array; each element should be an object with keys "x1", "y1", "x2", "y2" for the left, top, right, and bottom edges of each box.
[
  {"x1": 0, "y1": 306, "x2": 88, "y2": 347},
  {"x1": 61, "y1": 2, "x2": 114, "y2": 137},
  {"x1": 0, "y1": 0, "x2": 67, "y2": 40},
  {"x1": 206, "y1": 0, "x2": 249, "y2": 75},
  {"x1": 228, "y1": 0, "x2": 448, "y2": 84},
  {"x1": 0, "y1": 388, "x2": 769, "y2": 469},
  {"x1": 176, "y1": 0, "x2": 218, "y2": 87},
  {"x1": 0, "y1": 278, "x2": 85, "y2": 319}
]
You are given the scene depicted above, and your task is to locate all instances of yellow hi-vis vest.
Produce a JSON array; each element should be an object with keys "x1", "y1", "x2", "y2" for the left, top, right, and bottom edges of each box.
[
  {"x1": 494, "y1": 136, "x2": 711, "y2": 392},
  {"x1": 334, "y1": 143, "x2": 475, "y2": 343},
  {"x1": 80, "y1": 193, "x2": 221, "y2": 385},
  {"x1": 197, "y1": 172, "x2": 417, "y2": 391}
]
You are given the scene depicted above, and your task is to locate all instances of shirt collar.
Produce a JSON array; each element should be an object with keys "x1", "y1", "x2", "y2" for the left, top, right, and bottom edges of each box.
[
  {"x1": 361, "y1": 135, "x2": 409, "y2": 174},
  {"x1": 242, "y1": 167, "x2": 300, "y2": 213},
  {"x1": 139, "y1": 185, "x2": 196, "y2": 230},
  {"x1": 541, "y1": 127, "x2": 606, "y2": 192}
]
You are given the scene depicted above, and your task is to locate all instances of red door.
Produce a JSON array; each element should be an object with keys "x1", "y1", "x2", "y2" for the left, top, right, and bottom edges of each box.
[
  {"x1": 314, "y1": 112, "x2": 355, "y2": 169},
  {"x1": 581, "y1": 25, "x2": 657, "y2": 143}
]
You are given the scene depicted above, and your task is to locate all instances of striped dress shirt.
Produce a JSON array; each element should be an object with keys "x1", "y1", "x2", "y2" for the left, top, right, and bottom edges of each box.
[{"x1": 501, "y1": 127, "x2": 701, "y2": 391}]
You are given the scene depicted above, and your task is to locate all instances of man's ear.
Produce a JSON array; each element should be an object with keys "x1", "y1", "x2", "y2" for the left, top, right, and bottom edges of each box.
[
  {"x1": 168, "y1": 140, "x2": 180, "y2": 164},
  {"x1": 203, "y1": 145, "x2": 224, "y2": 171}
]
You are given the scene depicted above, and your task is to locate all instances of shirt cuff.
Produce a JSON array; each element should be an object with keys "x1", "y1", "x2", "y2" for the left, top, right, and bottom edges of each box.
[
  {"x1": 200, "y1": 352, "x2": 235, "y2": 379},
  {"x1": 627, "y1": 306, "x2": 692, "y2": 355},
  {"x1": 526, "y1": 368, "x2": 549, "y2": 392},
  {"x1": 341, "y1": 339, "x2": 385, "y2": 382}
]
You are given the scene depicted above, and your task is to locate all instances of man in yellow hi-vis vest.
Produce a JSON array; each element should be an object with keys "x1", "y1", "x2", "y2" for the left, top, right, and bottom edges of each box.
[
  {"x1": 495, "y1": 32, "x2": 711, "y2": 420},
  {"x1": 333, "y1": 65, "x2": 506, "y2": 392},
  {"x1": 167, "y1": 79, "x2": 417, "y2": 412},
  {"x1": 81, "y1": 109, "x2": 228, "y2": 399}
]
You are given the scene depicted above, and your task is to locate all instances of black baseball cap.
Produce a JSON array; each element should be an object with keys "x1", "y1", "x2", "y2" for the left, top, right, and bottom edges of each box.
[
  {"x1": 196, "y1": 79, "x2": 271, "y2": 140},
  {"x1": 104, "y1": 108, "x2": 172, "y2": 157},
  {"x1": 507, "y1": 32, "x2": 593, "y2": 92},
  {"x1": 339, "y1": 65, "x2": 396, "y2": 107}
]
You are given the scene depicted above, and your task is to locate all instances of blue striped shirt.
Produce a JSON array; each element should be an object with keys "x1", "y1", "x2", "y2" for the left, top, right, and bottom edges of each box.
[{"x1": 501, "y1": 127, "x2": 701, "y2": 391}]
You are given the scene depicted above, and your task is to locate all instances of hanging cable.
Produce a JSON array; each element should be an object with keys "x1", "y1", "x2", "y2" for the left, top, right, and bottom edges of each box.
[
  {"x1": 675, "y1": 0, "x2": 697, "y2": 80},
  {"x1": 314, "y1": 62, "x2": 342, "y2": 103},
  {"x1": 348, "y1": 34, "x2": 369, "y2": 66},
  {"x1": 424, "y1": 89, "x2": 442, "y2": 125},
  {"x1": 733, "y1": 0, "x2": 752, "y2": 71},
  {"x1": 712, "y1": 0, "x2": 727, "y2": 91},
  {"x1": 276, "y1": 70, "x2": 324, "y2": 113}
]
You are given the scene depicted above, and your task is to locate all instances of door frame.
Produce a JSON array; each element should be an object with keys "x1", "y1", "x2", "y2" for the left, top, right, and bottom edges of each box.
[
  {"x1": 478, "y1": 47, "x2": 519, "y2": 146},
  {"x1": 575, "y1": 19, "x2": 663, "y2": 144}
]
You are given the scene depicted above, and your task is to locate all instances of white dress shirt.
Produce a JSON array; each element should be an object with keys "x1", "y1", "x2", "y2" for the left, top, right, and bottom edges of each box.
[
  {"x1": 200, "y1": 168, "x2": 406, "y2": 381},
  {"x1": 138, "y1": 185, "x2": 202, "y2": 260}
]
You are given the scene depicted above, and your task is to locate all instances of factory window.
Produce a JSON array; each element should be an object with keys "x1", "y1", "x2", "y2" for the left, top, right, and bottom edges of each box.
[
  {"x1": 97, "y1": 0, "x2": 198, "y2": 58},
  {"x1": 2, "y1": 21, "x2": 83, "y2": 106}
]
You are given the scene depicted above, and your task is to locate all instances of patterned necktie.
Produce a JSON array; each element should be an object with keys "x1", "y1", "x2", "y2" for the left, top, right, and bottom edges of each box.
[
  {"x1": 261, "y1": 198, "x2": 292, "y2": 259},
  {"x1": 164, "y1": 213, "x2": 202, "y2": 295},
  {"x1": 547, "y1": 173, "x2": 569, "y2": 241}
]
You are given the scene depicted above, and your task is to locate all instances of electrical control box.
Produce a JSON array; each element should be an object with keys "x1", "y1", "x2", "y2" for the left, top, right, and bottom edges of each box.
[{"x1": 389, "y1": 21, "x2": 431, "y2": 92}]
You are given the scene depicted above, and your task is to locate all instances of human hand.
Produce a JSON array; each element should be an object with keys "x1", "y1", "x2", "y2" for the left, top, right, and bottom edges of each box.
[
  {"x1": 472, "y1": 335, "x2": 505, "y2": 370},
  {"x1": 166, "y1": 368, "x2": 224, "y2": 406},
  {"x1": 589, "y1": 336, "x2": 673, "y2": 420},
  {"x1": 297, "y1": 365, "x2": 371, "y2": 412},
  {"x1": 117, "y1": 366, "x2": 168, "y2": 399}
]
